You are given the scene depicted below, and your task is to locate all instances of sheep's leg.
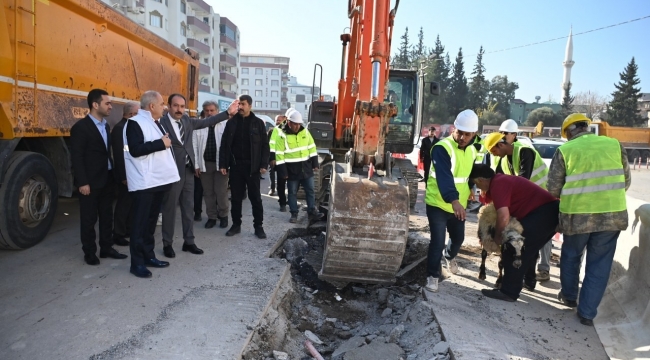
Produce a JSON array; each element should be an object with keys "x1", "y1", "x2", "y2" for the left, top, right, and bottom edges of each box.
[
  {"x1": 495, "y1": 255, "x2": 503, "y2": 289},
  {"x1": 478, "y1": 249, "x2": 487, "y2": 280}
]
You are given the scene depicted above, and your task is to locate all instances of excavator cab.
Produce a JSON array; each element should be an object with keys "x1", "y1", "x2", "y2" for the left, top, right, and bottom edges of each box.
[{"x1": 385, "y1": 69, "x2": 419, "y2": 155}]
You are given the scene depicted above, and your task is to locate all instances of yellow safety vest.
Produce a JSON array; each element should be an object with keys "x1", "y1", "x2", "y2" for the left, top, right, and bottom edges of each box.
[
  {"x1": 275, "y1": 127, "x2": 317, "y2": 165},
  {"x1": 558, "y1": 134, "x2": 626, "y2": 214},
  {"x1": 489, "y1": 142, "x2": 548, "y2": 188},
  {"x1": 474, "y1": 137, "x2": 486, "y2": 164},
  {"x1": 425, "y1": 137, "x2": 476, "y2": 213}
]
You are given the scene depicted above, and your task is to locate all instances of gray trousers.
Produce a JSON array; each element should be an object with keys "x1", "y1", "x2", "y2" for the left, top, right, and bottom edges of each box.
[
  {"x1": 162, "y1": 166, "x2": 195, "y2": 246},
  {"x1": 538, "y1": 239, "x2": 552, "y2": 272},
  {"x1": 201, "y1": 161, "x2": 229, "y2": 219}
]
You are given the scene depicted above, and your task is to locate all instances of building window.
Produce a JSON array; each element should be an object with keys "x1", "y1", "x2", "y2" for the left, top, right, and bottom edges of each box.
[
  {"x1": 242, "y1": 68, "x2": 249, "y2": 74},
  {"x1": 271, "y1": 101, "x2": 278, "y2": 108},
  {"x1": 255, "y1": 101, "x2": 262, "y2": 107},
  {"x1": 271, "y1": 90, "x2": 279, "y2": 97},
  {"x1": 255, "y1": 90, "x2": 263, "y2": 97},
  {"x1": 242, "y1": 79, "x2": 249, "y2": 85},
  {"x1": 241, "y1": 89, "x2": 249, "y2": 95},
  {"x1": 255, "y1": 79, "x2": 263, "y2": 86},
  {"x1": 180, "y1": 1, "x2": 186, "y2": 13},
  {"x1": 271, "y1": 69, "x2": 279, "y2": 75},
  {"x1": 305, "y1": 104, "x2": 308, "y2": 110},
  {"x1": 255, "y1": 68, "x2": 263, "y2": 75},
  {"x1": 180, "y1": 24, "x2": 186, "y2": 37},
  {"x1": 152, "y1": 0, "x2": 161, "y2": 2},
  {"x1": 150, "y1": 13, "x2": 162, "y2": 28},
  {"x1": 271, "y1": 80, "x2": 279, "y2": 86}
]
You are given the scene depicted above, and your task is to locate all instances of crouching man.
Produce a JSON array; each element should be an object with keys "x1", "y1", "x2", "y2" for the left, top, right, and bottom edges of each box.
[{"x1": 470, "y1": 164, "x2": 559, "y2": 302}]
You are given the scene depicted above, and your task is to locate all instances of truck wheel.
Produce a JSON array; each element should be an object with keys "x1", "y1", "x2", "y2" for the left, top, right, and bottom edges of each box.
[
  {"x1": 0, "y1": 151, "x2": 58, "y2": 249},
  {"x1": 629, "y1": 150, "x2": 641, "y2": 163},
  {"x1": 642, "y1": 150, "x2": 650, "y2": 164}
]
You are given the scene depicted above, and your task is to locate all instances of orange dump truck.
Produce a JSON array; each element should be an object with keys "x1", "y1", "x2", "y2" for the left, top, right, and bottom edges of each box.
[
  {"x1": 0, "y1": 0, "x2": 199, "y2": 249},
  {"x1": 591, "y1": 121, "x2": 650, "y2": 162}
]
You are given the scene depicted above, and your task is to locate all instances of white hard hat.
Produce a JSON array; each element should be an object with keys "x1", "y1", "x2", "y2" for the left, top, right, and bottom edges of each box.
[
  {"x1": 454, "y1": 109, "x2": 479, "y2": 132},
  {"x1": 285, "y1": 108, "x2": 297, "y2": 117},
  {"x1": 499, "y1": 119, "x2": 519, "y2": 133},
  {"x1": 287, "y1": 110, "x2": 304, "y2": 124}
]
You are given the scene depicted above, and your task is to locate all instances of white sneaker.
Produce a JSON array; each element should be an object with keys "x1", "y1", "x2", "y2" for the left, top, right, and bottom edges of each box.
[
  {"x1": 156, "y1": 213, "x2": 163, "y2": 226},
  {"x1": 425, "y1": 276, "x2": 439, "y2": 292},
  {"x1": 448, "y1": 258, "x2": 459, "y2": 274}
]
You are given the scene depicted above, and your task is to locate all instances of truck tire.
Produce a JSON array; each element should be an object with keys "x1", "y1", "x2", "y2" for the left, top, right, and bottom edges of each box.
[
  {"x1": 0, "y1": 151, "x2": 59, "y2": 249},
  {"x1": 629, "y1": 150, "x2": 641, "y2": 163},
  {"x1": 642, "y1": 150, "x2": 650, "y2": 164}
]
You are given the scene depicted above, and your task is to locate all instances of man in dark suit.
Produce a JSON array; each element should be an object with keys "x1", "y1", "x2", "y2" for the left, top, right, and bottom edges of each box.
[
  {"x1": 159, "y1": 94, "x2": 237, "y2": 258},
  {"x1": 219, "y1": 95, "x2": 270, "y2": 239},
  {"x1": 419, "y1": 126, "x2": 439, "y2": 185},
  {"x1": 70, "y1": 89, "x2": 128, "y2": 265},
  {"x1": 110, "y1": 101, "x2": 140, "y2": 246}
]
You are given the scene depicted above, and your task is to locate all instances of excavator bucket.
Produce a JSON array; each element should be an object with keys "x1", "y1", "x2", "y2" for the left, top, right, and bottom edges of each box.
[{"x1": 319, "y1": 163, "x2": 410, "y2": 284}]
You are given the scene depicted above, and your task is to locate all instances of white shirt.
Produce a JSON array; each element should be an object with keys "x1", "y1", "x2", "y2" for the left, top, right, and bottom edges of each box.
[{"x1": 168, "y1": 113, "x2": 183, "y2": 144}]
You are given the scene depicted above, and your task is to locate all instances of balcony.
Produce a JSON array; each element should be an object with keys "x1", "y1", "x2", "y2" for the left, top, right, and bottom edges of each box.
[
  {"x1": 219, "y1": 71, "x2": 236, "y2": 84},
  {"x1": 220, "y1": 53, "x2": 237, "y2": 67},
  {"x1": 281, "y1": 96, "x2": 288, "y2": 102},
  {"x1": 187, "y1": 16, "x2": 210, "y2": 34},
  {"x1": 219, "y1": 89, "x2": 237, "y2": 99},
  {"x1": 220, "y1": 34, "x2": 237, "y2": 49},
  {"x1": 188, "y1": 0, "x2": 210, "y2": 13},
  {"x1": 199, "y1": 84, "x2": 210, "y2": 92},
  {"x1": 199, "y1": 63, "x2": 210, "y2": 75},
  {"x1": 187, "y1": 38, "x2": 210, "y2": 55}
]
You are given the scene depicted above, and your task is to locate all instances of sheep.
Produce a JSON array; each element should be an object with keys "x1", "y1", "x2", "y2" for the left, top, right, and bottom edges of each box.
[{"x1": 477, "y1": 203, "x2": 526, "y2": 289}]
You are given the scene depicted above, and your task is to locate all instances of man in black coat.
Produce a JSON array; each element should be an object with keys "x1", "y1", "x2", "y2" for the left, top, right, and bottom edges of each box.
[
  {"x1": 110, "y1": 101, "x2": 139, "y2": 246},
  {"x1": 219, "y1": 95, "x2": 270, "y2": 239},
  {"x1": 70, "y1": 89, "x2": 127, "y2": 265},
  {"x1": 419, "y1": 126, "x2": 439, "y2": 184}
]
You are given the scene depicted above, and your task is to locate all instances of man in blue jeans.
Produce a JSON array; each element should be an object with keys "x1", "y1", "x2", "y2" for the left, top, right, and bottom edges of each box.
[
  {"x1": 424, "y1": 110, "x2": 479, "y2": 292},
  {"x1": 275, "y1": 109, "x2": 323, "y2": 223},
  {"x1": 547, "y1": 114, "x2": 630, "y2": 326}
]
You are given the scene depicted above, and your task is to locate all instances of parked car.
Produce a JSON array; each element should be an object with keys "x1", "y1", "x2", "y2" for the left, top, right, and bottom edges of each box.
[{"x1": 532, "y1": 138, "x2": 565, "y2": 167}]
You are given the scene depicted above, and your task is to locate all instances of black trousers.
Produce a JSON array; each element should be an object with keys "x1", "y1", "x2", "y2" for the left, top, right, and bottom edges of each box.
[
  {"x1": 79, "y1": 177, "x2": 114, "y2": 255},
  {"x1": 423, "y1": 157, "x2": 431, "y2": 184},
  {"x1": 230, "y1": 163, "x2": 263, "y2": 228},
  {"x1": 194, "y1": 175, "x2": 203, "y2": 216},
  {"x1": 129, "y1": 190, "x2": 165, "y2": 267},
  {"x1": 113, "y1": 181, "x2": 133, "y2": 238},
  {"x1": 500, "y1": 200, "x2": 559, "y2": 300},
  {"x1": 269, "y1": 166, "x2": 286, "y2": 206}
]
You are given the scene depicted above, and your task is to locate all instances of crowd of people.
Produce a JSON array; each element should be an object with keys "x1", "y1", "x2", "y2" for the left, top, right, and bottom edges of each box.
[
  {"x1": 71, "y1": 89, "x2": 629, "y2": 326},
  {"x1": 71, "y1": 89, "x2": 323, "y2": 280},
  {"x1": 421, "y1": 109, "x2": 630, "y2": 327}
]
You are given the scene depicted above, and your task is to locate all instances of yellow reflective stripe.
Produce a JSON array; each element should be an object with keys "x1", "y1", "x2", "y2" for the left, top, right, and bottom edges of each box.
[
  {"x1": 561, "y1": 182, "x2": 625, "y2": 195},
  {"x1": 275, "y1": 151, "x2": 285, "y2": 155},
  {"x1": 285, "y1": 145, "x2": 312, "y2": 153},
  {"x1": 284, "y1": 156, "x2": 311, "y2": 163},
  {"x1": 534, "y1": 175, "x2": 548, "y2": 186},
  {"x1": 530, "y1": 164, "x2": 546, "y2": 178},
  {"x1": 565, "y1": 169, "x2": 625, "y2": 182},
  {"x1": 275, "y1": 159, "x2": 286, "y2": 165}
]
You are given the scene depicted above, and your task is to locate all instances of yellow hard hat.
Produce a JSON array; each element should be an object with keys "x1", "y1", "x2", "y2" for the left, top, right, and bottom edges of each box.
[
  {"x1": 561, "y1": 113, "x2": 592, "y2": 136},
  {"x1": 483, "y1": 132, "x2": 505, "y2": 151}
]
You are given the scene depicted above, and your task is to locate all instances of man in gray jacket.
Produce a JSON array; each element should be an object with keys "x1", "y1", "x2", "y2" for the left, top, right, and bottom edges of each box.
[{"x1": 160, "y1": 94, "x2": 238, "y2": 258}]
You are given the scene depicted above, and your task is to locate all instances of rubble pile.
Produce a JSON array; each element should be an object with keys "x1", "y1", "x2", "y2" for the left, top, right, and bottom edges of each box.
[{"x1": 245, "y1": 231, "x2": 452, "y2": 360}]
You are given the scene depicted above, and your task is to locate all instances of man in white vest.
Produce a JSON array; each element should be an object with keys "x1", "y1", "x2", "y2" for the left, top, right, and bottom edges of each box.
[{"x1": 123, "y1": 91, "x2": 179, "y2": 278}]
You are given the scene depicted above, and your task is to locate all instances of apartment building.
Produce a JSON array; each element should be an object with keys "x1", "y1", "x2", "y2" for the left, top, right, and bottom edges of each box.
[
  {"x1": 102, "y1": 0, "x2": 239, "y2": 103},
  {"x1": 239, "y1": 54, "x2": 290, "y2": 118},
  {"x1": 286, "y1": 76, "x2": 320, "y2": 122}
]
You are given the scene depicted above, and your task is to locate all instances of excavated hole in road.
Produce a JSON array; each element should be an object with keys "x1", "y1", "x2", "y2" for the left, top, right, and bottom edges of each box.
[{"x1": 242, "y1": 227, "x2": 453, "y2": 360}]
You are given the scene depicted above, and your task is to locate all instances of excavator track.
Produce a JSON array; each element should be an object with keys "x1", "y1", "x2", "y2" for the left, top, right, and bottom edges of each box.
[
  {"x1": 392, "y1": 157, "x2": 420, "y2": 209},
  {"x1": 319, "y1": 163, "x2": 410, "y2": 284}
]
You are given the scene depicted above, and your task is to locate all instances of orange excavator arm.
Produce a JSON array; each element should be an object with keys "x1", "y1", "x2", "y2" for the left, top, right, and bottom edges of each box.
[{"x1": 335, "y1": 0, "x2": 399, "y2": 170}]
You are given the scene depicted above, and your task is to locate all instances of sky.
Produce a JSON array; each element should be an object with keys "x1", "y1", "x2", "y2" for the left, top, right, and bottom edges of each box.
[{"x1": 210, "y1": 0, "x2": 650, "y2": 104}]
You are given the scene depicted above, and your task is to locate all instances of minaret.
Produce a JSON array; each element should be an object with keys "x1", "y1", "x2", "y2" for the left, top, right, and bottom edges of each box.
[{"x1": 562, "y1": 27, "x2": 574, "y2": 100}]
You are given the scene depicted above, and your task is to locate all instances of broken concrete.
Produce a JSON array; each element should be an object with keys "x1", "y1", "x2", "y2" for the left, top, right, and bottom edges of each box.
[{"x1": 344, "y1": 342, "x2": 404, "y2": 360}]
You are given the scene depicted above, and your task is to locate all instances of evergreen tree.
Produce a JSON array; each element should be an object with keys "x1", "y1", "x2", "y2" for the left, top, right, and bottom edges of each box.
[
  {"x1": 489, "y1": 75, "x2": 519, "y2": 118},
  {"x1": 559, "y1": 82, "x2": 575, "y2": 120},
  {"x1": 607, "y1": 57, "x2": 644, "y2": 127},
  {"x1": 394, "y1": 27, "x2": 411, "y2": 68},
  {"x1": 422, "y1": 36, "x2": 452, "y2": 123},
  {"x1": 447, "y1": 48, "x2": 468, "y2": 116},
  {"x1": 467, "y1": 46, "x2": 489, "y2": 111},
  {"x1": 411, "y1": 27, "x2": 425, "y2": 67}
]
